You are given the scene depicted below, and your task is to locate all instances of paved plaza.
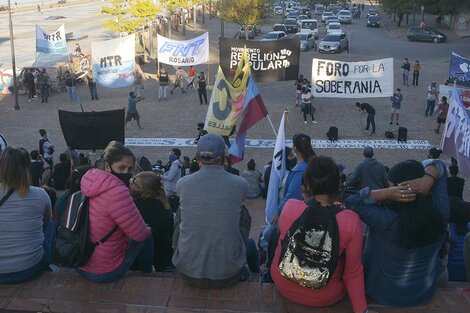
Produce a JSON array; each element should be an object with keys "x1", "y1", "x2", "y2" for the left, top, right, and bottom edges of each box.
[{"x1": 0, "y1": 1, "x2": 470, "y2": 311}]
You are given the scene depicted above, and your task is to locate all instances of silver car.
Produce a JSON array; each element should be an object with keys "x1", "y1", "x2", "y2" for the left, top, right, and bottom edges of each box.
[
  {"x1": 295, "y1": 31, "x2": 315, "y2": 51},
  {"x1": 337, "y1": 10, "x2": 352, "y2": 24},
  {"x1": 318, "y1": 33, "x2": 349, "y2": 53}
]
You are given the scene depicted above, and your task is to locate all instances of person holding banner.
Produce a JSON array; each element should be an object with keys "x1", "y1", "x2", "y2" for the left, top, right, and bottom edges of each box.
[
  {"x1": 187, "y1": 66, "x2": 196, "y2": 90},
  {"x1": 157, "y1": 67, "x2": 169, "y2": 101},
  {"x1": 390, "y1": 88, "x2": 403, "y2": 126},
  {"x1": 435, "y1": 96, "x2": 449, "y2": 134},
  {"x1": 170, "y1": 67, "x2": 187, "y2": 95}
]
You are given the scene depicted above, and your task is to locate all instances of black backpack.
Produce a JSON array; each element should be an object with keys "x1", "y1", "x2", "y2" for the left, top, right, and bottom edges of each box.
[
  {"x1": 53, "y1": 191, "x2": 118, "y2": 268},
  {"x1": 278, "y1": 200, "x2": 342, "y2": 289}
]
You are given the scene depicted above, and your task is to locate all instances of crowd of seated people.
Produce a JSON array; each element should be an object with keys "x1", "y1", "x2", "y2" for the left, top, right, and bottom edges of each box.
[{"x1": 1, "y1": 136, "x2": 469, "y2": 313}]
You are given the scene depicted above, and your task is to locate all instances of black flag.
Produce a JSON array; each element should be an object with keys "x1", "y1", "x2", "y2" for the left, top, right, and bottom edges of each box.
[{"x1": 59, "y1": 109, "x2": 125, "y2": 150}]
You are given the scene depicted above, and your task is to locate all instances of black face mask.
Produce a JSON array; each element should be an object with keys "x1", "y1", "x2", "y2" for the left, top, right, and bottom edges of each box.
[{"x1": 110, "y1": 168, "x2": 132, "y2": 187}]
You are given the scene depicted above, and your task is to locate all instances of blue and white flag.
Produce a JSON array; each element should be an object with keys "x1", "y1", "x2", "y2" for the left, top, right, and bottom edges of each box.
[
  {"x1": 92, "y1": 34, "x2": 135, "y2": 88},
  {"x1": 449, "y1": 51, "x2": 470, "y2": 88},
  {"x1": 35, "y1": 24, "x2": 68, "y2": 54},
  {"x1": 157, "y1": 32, "x2": 209, "y2": 66},
  {"x1": 265, "y1": 111, "x2": 288, "y2": 224}
]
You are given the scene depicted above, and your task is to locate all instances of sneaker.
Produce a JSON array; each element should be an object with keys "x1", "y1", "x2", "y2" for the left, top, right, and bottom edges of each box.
[
  {"x1": 304, "y1": 121, "x2": 307, "y2": 124},
  {"x1": 389, "y1": 122, "x2": 393, "y2": 125},
  {"x1": 396, "y1": 123, "x2": 399, "y2": 126},
  {"x1": 312, "y1": 120, "x2": 318, "y2": 124},
  {"x1": 48, "y1": 264, "x2": 60, "y2": 272},
  {"x1": 369, "y1": 132, "x2": 375, "y2": 136}
]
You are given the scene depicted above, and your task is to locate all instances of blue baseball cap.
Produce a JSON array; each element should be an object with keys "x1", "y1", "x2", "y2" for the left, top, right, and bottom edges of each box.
[{"x1": 197, "y1": 133, "x2": 226, "y2": 159}]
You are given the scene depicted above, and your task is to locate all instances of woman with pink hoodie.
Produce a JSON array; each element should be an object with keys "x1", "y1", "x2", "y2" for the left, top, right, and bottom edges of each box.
[{"x1": 77, "y1": 141, "x2": 153, "y2": 283}]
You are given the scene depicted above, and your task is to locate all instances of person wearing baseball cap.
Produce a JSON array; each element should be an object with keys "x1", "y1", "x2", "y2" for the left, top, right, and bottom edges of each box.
[{"x1": 173, "y1": 133, "x2": 258, "y2": 288}]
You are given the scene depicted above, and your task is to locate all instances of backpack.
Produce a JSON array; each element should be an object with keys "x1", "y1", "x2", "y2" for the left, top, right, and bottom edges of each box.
[
  {"x1": 278, "y1": 200, "x2": 342, "y2": 289},
  {"x1": 53, "y1": 191, "x2": 118, "y2": 268}
]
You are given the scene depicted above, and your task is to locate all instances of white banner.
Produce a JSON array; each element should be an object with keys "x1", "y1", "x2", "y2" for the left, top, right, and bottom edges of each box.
[
  {"x1": 311, "y1": 58, "x2": 394, "y2": 98},
  {"x1": 157, "y1": 32, "x2": 209, "y2": 66},
  {"x1": 125, "y1": 138, "x2": 431, "y2": 150},
  {"x1": 92, "y1": 34, "x2": 135, "y2": 88},
  {"x1": 36, "y1": 24, "x2": 68, "y2": 54}
]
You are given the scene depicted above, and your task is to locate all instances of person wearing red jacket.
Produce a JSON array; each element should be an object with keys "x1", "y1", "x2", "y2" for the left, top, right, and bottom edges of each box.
[
  {"x1": 77, "y1": 141, "x2": 153, "y2": 283},
  {"x1": 270, "y1": 157, "x2": 369, "y2": 313}
]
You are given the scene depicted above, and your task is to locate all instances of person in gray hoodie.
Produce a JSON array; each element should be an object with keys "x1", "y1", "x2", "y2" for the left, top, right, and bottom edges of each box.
[
  {"x1": 162, "y1": 148, "x2": 183, "y2": 196},
  {"x1": 345, "y1": 146, "x2": 388, "y2": 190}
]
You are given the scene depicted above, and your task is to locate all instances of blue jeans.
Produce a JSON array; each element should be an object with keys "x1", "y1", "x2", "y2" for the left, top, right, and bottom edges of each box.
[
  {"x1": 77, "y1": 237, "x2": 154, "y2": 283},
  {"x1": 89, "y1": 85, "x2": 98, "y2": 100},
  {"x1": 40, "y1": 85, "x2": 48, "y2": 103},
  {"x1": 426, "y1": 100, "x2": 436, "y2": 116},
  {"x1": 0, "y1": 220, "x2": 56, "y2": 284},
  {"x1": 246, "y1": 238, "x2": 260, "y2": 273},
  {"x1": 66, "y1": 86, "x2": 79, "y2": 103}
]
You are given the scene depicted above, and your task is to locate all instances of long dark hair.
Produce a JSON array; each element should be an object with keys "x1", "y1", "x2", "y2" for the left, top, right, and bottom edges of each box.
[
  {"x1": 302, "y1": 156, "x2": 339, "y2": 198},
  {"x1": 293, "y1": 133, "x2": 316, "y2": 162},
  {"x1": 449, "y1": 197, "x2": 470, "y2": 236},
  {"x1": 388, "y1": 160, "x2": 445, "y2": 248}
]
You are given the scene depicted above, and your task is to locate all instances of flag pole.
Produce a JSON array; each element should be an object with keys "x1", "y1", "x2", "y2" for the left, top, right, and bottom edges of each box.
[{"x1": 266, "y1": 114, "x2": 277, "y2": 137}]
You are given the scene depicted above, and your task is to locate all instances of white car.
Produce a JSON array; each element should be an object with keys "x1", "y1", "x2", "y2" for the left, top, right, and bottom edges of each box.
[
  {"x1": 300, "y1": 19, "x2": 318, "y2": 38},
  {"x1": 326, "y1": 22, "x2": 343, "y2": 35},
  {"x1": 274, "y1": 6, "x2": 283, "y2": 15},
  {"x1": 260, "y1": 31, "x2": 287, "y2": 41},
  {"x1": 321, "y1": 11, "x2": 334, "y2": 23},
  {"x1": 337, "y1": 10, "x2": 352, "y2": 24},
  {"x1": 294, "y1": 31, "x2": 315, "y2": 51}
]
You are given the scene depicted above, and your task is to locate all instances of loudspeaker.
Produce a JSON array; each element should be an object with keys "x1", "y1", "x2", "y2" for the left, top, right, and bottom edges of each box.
[
  {"x1": 327, "y1": 126, "x2": 338, "y2": 141},
  {"x1": 385, "y1": 131, "x2": 394, "y2": 139},
  {"x1": 397, "y1": 127, "x2": 408, "y2": 142}
]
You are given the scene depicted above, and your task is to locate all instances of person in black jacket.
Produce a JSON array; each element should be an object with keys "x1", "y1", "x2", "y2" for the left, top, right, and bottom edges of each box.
[
  {"x1": 356, "y1": 102, "x2": 376, "y2": 136},
  {"x1": 197, "y1": 71, "x2": 208, "y2": 105},
  {"x1": 130, "y1": 171, "x2": 174, "y2": 272},
  {"x1": 52, "y1": 153, "x2": 70, "y2": 190},
  {"x1": 447, "y1": 165, "x2": 465, "y2": 200}
]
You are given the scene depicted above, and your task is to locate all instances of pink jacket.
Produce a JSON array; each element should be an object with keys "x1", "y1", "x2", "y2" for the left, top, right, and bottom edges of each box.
[{"x1": 80, "y1": 169, "x2": 151, "y2": 274}]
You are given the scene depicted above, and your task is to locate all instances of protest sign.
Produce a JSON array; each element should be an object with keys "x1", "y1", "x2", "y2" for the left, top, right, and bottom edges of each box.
[
  {"x1": 449, "y1": 52, "x2": 470, "y2": 88},
  {"x1": 311, "y1": 58, "x2": 394, "y2": 98},
  {"x1": 157, "y1": 33, "x2": 209, "y2": 66},
  {"x1": 36, "y1": 24, "x2": 68, "y2": 54}
]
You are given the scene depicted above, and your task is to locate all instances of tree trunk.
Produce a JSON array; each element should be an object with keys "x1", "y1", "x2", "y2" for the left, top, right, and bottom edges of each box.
[{"x1": 202, "y1": 4, "x2": 205, "y2": 24}]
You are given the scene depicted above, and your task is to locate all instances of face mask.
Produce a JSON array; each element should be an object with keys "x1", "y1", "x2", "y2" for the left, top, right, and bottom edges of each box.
[
  {"x1": 169, "y1": 154, "x2": 177, "y2": 162},
  {"x1": 110, "y1": 168, "x2": 132, "y2": 187}
]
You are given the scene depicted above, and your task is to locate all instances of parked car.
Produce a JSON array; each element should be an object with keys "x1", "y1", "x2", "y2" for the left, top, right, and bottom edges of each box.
[
  {"x1": 318, "y1": 33, "x2": 349, "y2": 53},
  {"x1": 325, "y1": 17, "x2": 340, "y2": 25},
  {"x1": 274, "y1": 6, "x2": 283, "y2": 15},
  {"x1": 298, "y1": 15, "x2": 309, "y2": 23},
  {"x1": 315, "y1": 4, "x2": 325, "y2": 15},
  {"x1": 273, "y1": 24, "x2": 288, "y2": 33},
  {"x1": 367, "y1": 15, "x2": 381, "y2": 27},
  {"x1": 260, "y1": 31, "x2": 288, "y2": 41},
  {"x1": 406, "y1": 26, "x2": 447, "y2": 43},
  {"x1": 300, "y1": 19, "x2": 319, "y2": 38},
  {"x1": 287, "y1": 10, "x2": 300, "y2": 20},
  {"x1": 295, "y1": 31, "x2": 316, "y2": 51},
  {"x1": 300, "y1": 7, "x2": 311, "y2": 18},
  {"x1": 321, "y1": 11, "x2": 334, "y2": 23},
  {"x1": 367, "y1": 8, "x2": 379, "y2": 17},
  {"x1": 326, "y1": 22, "x2": 343, "y2": 35},
  {"x1": 239, "y1": 25, "x2": 256, "y2": 40},
  {"x1": 284, "y1": 18, "x2": 299, "y2": 33},
  {"x1": 337, "y1": 10, "x2": 352, "y2": 24}
]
